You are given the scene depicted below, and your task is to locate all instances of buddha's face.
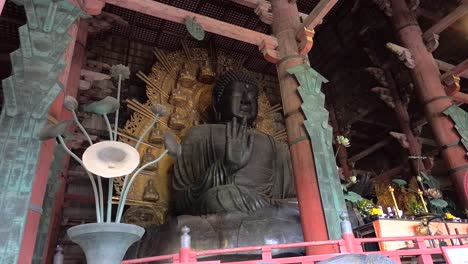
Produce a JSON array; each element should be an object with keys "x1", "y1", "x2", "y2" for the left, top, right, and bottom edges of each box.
[{"x1": 216, "y1": 81, "x2": 259, "y2": 126}]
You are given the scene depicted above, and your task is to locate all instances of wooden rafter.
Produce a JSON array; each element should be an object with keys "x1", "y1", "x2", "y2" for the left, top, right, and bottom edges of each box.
[
  {"x1": 105, "y1": 0, "x2": 278, "y2": 48},
  {"x1": 422, "y1": 4, "x2": 468, "y2": 40},
  {"x1": 417, "y1": 7, "x2": 466, "y2": 34},
  {"x1": 440, "y1": 58, "x2": 468, "y2": 80},
  {"x1": 452, "y1": 92, "x2": 468, "y2": 105},
  {"x1": 297, "y1": 0, "x2": 338, "y2": 37},
  {"x1": 349, "y1": 138, "x2": 392, "y2": 163},
  {"x1": 436, "y1": 59, "x2": 468, "y2": 79}
]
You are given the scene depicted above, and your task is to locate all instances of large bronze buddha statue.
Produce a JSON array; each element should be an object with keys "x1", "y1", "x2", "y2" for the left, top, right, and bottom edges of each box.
[
  {"x1": 129, "y1": 71, "x2": 303, "y2": 260},
  {"x1": 173, "y1": 71, "x2": 295, "y2": 215}
]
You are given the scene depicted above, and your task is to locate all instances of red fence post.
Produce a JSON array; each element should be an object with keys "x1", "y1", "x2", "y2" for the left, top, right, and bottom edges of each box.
[
  {"x1": 415, "y1": 237, "x2": 433, "y2": 264},
  {"x1": 179, "y1": 226, "x2": 193, "y2": 263},
  {"x1": 340, "y1": 213, "x2": 363, "y2": 253},
  {"x1": 261, "y1": 247, "x2": 273, "y2": 261}
]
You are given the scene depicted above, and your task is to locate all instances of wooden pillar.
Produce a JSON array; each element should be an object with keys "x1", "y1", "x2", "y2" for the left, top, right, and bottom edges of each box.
[
  {"x1": 0, "y1": 1, "x2": 84, "y2": 263},
  {"x1": 390, "y1": 0, "x2": 468, "y2": 208},
  {"x1": 18, "y1": 21, "x2": 82, "y2": 264},
  {"x1": 384, "y1": 67, "x2": 426, "y2": 174},
  {"x1": 270, "y1": 0, "x2": 334, "y2": 254}
]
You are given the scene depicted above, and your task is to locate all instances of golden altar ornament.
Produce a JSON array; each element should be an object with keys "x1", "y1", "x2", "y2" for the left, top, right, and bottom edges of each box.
[
  {"x1": 417, "y1": 188, "x2": 429, "y2": 213},
  {"x1": 388, "y1": 185, "x2": 401, "y2": 218}
]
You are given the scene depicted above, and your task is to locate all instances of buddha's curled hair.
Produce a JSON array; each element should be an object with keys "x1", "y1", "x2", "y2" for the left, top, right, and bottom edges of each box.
[{"x1": 212, "y1": 70, "x2": 259, "y2": 106}]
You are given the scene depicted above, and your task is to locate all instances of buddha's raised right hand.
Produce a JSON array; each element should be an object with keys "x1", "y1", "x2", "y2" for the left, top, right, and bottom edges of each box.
[{"x1": 224, "y1": 117, "x2": 254, "y2": 179}]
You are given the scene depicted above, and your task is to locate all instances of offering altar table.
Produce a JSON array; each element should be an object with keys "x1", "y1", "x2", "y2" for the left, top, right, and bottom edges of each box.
[{"x1": 355, "y1": 219, "x2": 468, "y2": 251}]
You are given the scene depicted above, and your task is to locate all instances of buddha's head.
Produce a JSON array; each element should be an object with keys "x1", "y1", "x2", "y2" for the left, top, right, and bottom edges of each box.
[{"x1": 212, "y1": 71, "x2": 259, "y2": 126}]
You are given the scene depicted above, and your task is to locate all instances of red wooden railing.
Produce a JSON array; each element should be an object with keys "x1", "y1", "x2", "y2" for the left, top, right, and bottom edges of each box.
[{"x1": 123, "y1": 217, "x2": 468, "y2": 264}]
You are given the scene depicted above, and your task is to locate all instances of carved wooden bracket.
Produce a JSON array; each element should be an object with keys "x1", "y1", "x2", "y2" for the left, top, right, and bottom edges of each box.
[
  {"x1": 443, "y1": 75, "x2": 461, "y2": 96},
  {"x1": 71, "y1": 0, "x2": 105, "y2": 15},
  {"x1": 424, "y1": 32, "x2": 440, "y2": 53},
  {"x1": 389, "y1": 131, "x2": 410, "y2": 149},
  {"x1": 88, "y1": 12, "x2": 129, "y2": 34},
  {"x1": 372, "y1": 0, "x2": 392, "y2": 16},
  {"x1": 386, "y1": 42, "x2": 416, "y2": 69},
  {"x1": 371, "y1": 87, "x2": 396, "y2": 108},
  {"x1": 259, "y1": 40, "x2": 279, "y2": 63},
  {"x1": 365, "y1": 67, "x2": 389, "y2": 87},
  {"x1": 408, "y1": 0, "x2": 420, "y2": 11},
  {"x1": 254, "y1": 0, "x2": 273, "y2": 25},
  {"x1": 297, "y1": 27, "x2": 315, "y2": 55}
]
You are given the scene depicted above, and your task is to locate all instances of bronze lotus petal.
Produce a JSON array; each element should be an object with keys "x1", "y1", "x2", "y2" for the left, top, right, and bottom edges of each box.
[
  {"x1": 110, "y1": 64, "x2": 130, "y2": 80},
  {"x1": 38, "y1": 120, "x2": 72, "y2": 141},
  {"x1": 84, "y1": 96, "x2": 120, "y2": 115},
  {"x1": 163, "y1": 132, "x2": 181, "y2": 158},
  {"x1": 151, "y1": 104, "x2": 168, "y2": 116}
]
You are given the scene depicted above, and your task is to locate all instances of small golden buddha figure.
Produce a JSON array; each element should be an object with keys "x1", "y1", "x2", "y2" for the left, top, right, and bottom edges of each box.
[
  {"x1": 169, "y1": 108, "x2": 186, "y2": 130},
  {"x1": 141, "y1": 148, "x2": 159, "y2": 171},
  {"x1": 169, "y1": 85, "x2": 189, "y2": 107},
  {"x1": 142, "y1": 179, "x2": 160, "y2": 202},
  {"x1": 148, "y1": 126, "x2": 164, "y2": 145},
  {"x1": 198, "y1": 60, "x2": 216, "y2": 84},
  {"x1": 178, "y1": 62, "x2": 197, "y2": 88}
]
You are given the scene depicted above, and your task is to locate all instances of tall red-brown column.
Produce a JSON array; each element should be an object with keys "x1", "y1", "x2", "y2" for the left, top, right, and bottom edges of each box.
[
  {"x1": 390, "y1": 0, "x2": 468, "y2": 207},
  {"x1": 270, "y1": 0, "x2": 334, "y2": 254}
]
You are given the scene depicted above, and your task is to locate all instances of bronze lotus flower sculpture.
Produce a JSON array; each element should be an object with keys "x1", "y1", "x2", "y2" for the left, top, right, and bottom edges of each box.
[{"x1": 38, "y1": 93, "x2": 180, "y2": 224}]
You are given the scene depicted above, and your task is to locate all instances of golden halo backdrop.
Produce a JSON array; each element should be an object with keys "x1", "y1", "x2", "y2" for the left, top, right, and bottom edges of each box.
[{"x1": 114, "y1": 47, "x2": 285, "y2": 227}]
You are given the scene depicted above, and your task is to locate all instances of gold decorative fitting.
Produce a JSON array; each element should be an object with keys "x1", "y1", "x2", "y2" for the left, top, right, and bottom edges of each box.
[{"x1": 297, "y1": 27, "x2": 315, "y2": 55}]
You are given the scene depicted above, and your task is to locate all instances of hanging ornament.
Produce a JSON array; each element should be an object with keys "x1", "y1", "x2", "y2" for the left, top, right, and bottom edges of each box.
[{"x1": 185, "y1": 17, "x2": 205, "y2": 41}]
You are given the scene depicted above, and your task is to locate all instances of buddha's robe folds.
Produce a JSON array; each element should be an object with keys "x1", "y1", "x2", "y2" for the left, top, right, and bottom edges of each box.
[{"x1": 173, "y1": 124, "x2": 295, "y2": 215}]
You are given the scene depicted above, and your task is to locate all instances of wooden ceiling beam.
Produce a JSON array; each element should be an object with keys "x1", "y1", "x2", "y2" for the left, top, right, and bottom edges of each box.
[
  {"x1": 230, "y1": 0, "x2": 257, "y2": 9},
  {"x1": 436, "y1": 59, "x2": 468, "y2": 79},
  {"x1": 230, "y1": 0, "x2": 309, "y2": 20},
  {"x1": 105, "y1": 0, "x2": 278, "y2": 49},
  {"x1": 422, "y1": 4, "x2": 468, "y2": 40}
]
